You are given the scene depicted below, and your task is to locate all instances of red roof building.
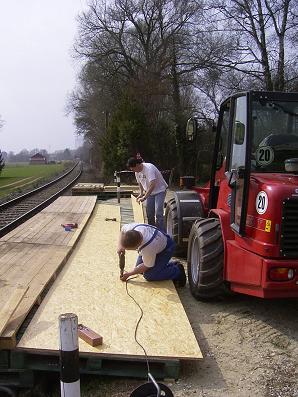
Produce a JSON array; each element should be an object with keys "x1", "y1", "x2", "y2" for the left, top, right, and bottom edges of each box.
[{"x1": 29, "y1": 153, "x2": 47, "y2": 164}]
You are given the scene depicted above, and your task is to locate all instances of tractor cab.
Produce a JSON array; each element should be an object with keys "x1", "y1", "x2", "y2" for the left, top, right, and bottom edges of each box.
[
  {"x1": 165, "y1": 91, "x2": 298, "y2": 299},
  {"x1": 211, "y1": 91, "x2": 298, "y2": 236}
]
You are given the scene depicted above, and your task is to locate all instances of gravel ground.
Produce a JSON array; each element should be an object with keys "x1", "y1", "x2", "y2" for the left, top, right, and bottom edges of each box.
[
  {"x1": 78, "y1": 276, "x2": 298, "y2": 397},
  {"x1": 171, "y1": 276, "x2": 298, "y2": 397}
]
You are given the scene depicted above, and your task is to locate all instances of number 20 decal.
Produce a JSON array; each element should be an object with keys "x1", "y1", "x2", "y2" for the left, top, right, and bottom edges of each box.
[
  {"x1": 256, "y1": 191, "x2": 268, "y2": 214},
  {"x1": 256, "y1": 146, "x2": 274, "y2": 165}
]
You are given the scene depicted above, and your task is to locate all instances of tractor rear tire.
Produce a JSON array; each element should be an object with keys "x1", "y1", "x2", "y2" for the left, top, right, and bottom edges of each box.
[
  {"x1": 187, "y1": 218, "x2": 224, "y2": 300},
  {"x1": 165, "y1": 198, "x2": 185, "y2": 256}
]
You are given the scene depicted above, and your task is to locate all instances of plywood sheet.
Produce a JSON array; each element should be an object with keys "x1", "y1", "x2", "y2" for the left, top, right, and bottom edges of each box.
[
  {"x1": 18, "y1": 204, "x2": 202, "y2": 360},
  {"x1": 0, "y1": 196, "x2": 97, "y2": 348}
]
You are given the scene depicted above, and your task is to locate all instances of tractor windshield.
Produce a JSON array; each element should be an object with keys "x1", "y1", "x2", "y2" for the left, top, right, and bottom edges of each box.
[{"x1": 252, "y1": 99, "x2": 298, "y2": 172}]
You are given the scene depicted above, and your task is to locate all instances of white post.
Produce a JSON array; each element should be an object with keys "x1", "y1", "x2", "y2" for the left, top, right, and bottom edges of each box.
[{"x1": 59, "y1": 313, "x2": 80, "y2": 397}]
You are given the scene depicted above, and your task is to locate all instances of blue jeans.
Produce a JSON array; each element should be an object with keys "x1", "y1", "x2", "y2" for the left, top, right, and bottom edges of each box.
[
  {"x1": 146, "y1": 190, "x2": 166, "y2": 232},
  {"x1": 136, "y1": 235, "x2": 181, "y2": 281}
]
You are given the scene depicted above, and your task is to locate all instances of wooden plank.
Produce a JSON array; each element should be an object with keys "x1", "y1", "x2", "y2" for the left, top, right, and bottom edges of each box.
[
  {"x1": 131, "y1": 195, "x2": 145, "y2": 223},
  {"x1": 41, "y1": 196, "x2": 97, "y2": 214},
  {"x1": 0, "y1": 246, "x2": 70, "y2": 348},
  {"x1": 104, "y1": 185, "x2": 138, "y2": 191},
  {"x1": 72, "y1": 183, "x2": 104, "y2": 193},
  {"x1": 0, "y1": 243, "x2": 43, "y2": 282},
  {"x1": 17, "y1": 204, "x2": 202, "y2": 361},
  {"x1": 1, "y1": 213, "x2": 92, "y2": 246},
  {"x1": 0, "y1": 287, "x2": 28, "y2": 335},
  {"x1": 0, "y1": 196, "x2": 97, "y2": 349}
]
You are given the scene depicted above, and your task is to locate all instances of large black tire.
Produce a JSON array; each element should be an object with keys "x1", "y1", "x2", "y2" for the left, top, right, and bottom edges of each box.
[
  {"x1": 165, "y1": 198, "x2": 186, "y2": 256},
  {"x1": 187, "y1": 218, "x2": 224, "y2": 300}
]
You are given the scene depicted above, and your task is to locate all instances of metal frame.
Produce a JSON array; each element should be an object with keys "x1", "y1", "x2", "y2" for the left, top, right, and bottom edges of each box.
[
  {"x1": 229, "y1": 92, "x2": 252, "y2": 235},
  {"x1": 209, "y1": 91, "x2": 253, "y2": 236},
  {"x1": 0, "y1": 350, "x2": 180, "y2": 388}
]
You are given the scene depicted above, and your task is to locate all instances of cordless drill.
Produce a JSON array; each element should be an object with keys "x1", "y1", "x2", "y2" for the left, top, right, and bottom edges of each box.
[{"x1": 119, "y1": 252, "x2": 125, "y2": 278}]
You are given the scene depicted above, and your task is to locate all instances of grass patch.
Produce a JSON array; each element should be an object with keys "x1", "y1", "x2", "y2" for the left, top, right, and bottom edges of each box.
[{"x1": 0, "y1": 163, "x2": 70, "y2": 198}]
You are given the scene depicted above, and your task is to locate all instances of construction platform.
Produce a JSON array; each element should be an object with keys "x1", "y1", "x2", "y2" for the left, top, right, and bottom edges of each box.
[
  {"x1": 0, "y1": 195, "x2": 202, "y2": 387},
  {"x1": 72, "y1": 182, "x2": 139, "y2": 199}
]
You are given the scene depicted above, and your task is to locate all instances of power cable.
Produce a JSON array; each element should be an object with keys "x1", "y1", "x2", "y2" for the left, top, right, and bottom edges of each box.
[{"x1": 125, "y1": 278, "x2": 150, "y2": 377}]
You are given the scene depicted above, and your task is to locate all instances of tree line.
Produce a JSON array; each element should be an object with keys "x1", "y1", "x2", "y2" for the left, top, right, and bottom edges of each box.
[
  {"x1": 1, "y1": 147, "x2": 87, "y2": 163},
  {"x1": 69, "y1": 0, "x2": 298, "y2": 178},
  {"x1": 0, "y1": 117, "x2": 5, "y2": 174}
]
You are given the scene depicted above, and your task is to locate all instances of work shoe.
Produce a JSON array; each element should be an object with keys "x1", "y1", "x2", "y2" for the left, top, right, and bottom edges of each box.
[{"x1": 174, "y1": 261, "x2": 186, "y2": 287}]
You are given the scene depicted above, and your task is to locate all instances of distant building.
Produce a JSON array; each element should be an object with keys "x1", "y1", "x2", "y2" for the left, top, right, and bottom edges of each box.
[{"x1": 29, "y1": 153, "x2": 47, "y2": 165}]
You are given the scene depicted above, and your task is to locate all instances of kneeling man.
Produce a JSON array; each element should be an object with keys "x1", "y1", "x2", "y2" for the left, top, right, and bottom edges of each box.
[{"x1": 117, "y1": 223, "x2": 186, "y2": 286}]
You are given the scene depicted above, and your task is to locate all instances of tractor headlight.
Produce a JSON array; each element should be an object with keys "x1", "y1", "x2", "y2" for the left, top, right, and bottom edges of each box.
[{"x1": 269, "y1": 267, "x2": 295, "y2": 281}]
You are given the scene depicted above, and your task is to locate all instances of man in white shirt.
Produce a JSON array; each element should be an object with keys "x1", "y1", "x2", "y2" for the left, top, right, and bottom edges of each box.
[
  {"x1": 127, "y1": 158, "x2": 168, "y2": 232},
  {"x1": 117, "y1": 223, "x2": 186, "y2": 286}
]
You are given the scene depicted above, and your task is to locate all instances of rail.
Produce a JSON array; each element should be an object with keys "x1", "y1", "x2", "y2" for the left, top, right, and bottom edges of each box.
[{"x1": 0, "y1": 161, "x2": 82, "y2": 237}]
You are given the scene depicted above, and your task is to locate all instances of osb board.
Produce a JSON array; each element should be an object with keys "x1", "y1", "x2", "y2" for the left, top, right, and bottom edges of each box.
[
  {"x1": 18, "y1": 204, "x2": 202, "y2": 360},
  {"x1": 131, "y1": 195, "x2": 145, "y2": 223}
]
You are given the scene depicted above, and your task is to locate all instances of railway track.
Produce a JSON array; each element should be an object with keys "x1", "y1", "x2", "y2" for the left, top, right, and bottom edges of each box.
[{"x1": 0, "y1": 161, "x2": 82, "y2": 237}]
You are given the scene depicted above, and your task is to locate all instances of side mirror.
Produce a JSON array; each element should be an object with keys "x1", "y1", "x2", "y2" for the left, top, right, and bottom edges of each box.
[
  {"x1": 234, "y1": 121, "x2": 245, "y2": 145},
  {"x1": 186, "y1": 118, "x2": 197, "y2": 141}
]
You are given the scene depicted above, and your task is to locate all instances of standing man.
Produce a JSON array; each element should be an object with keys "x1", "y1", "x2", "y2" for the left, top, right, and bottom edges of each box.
[
  {"x1": 127, "y1": 157, "x2": 168, "y2": 231},
  {"x1": 117, "y1": 222, "x2": 186, "y2": 286}
]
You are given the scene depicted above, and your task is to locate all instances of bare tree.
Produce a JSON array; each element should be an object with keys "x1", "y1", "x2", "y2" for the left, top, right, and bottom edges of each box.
[
  {"x1": 214, "y1": 0, "x2": 298, "y2": 91},
  {"x1": 72, "y1": 0, "x2": 207, "y2": 172},
  {"x1": 71, "y1": 0, "x2": 298, "y2": 177}
]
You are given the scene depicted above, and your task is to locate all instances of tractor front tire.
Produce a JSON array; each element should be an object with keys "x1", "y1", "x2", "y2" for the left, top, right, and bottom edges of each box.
[
  {"x1": 187, "y1": 218, "x2": 224, "y2": 300},
  {"x1": 165, "y1": 198, "x2": 185, "y2": 256}
]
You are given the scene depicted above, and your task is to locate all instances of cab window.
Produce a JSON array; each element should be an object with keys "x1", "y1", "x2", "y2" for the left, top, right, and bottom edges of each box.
[{"x1": 230, "y1": 96, "x2": 247, "y2": 170}]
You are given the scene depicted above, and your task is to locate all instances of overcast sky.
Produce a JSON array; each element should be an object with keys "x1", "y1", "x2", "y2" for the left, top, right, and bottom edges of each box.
[{"x1": 0, "y1": 0, "x2": 88, "y2": 153}]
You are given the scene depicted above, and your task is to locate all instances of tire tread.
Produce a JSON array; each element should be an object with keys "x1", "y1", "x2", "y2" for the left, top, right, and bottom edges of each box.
[{"x1": 187, "y1": 218, "x2": 224, "y2": 300}]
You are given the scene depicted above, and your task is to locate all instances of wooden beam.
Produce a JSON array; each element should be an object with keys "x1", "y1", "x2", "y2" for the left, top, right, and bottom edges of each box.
[{"x1": 0, "y1": 286, "x2": 28, "y2": 335}]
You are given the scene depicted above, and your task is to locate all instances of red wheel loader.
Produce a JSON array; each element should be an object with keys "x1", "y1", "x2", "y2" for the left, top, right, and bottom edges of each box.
[{"x1": 165, "y1": 91, "x2": 298, "y2": 299}]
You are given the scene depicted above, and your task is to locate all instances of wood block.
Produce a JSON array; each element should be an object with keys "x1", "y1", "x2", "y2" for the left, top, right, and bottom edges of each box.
[{"x1": 78, "y1": 324, "x2": 103, "y2": 346}]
